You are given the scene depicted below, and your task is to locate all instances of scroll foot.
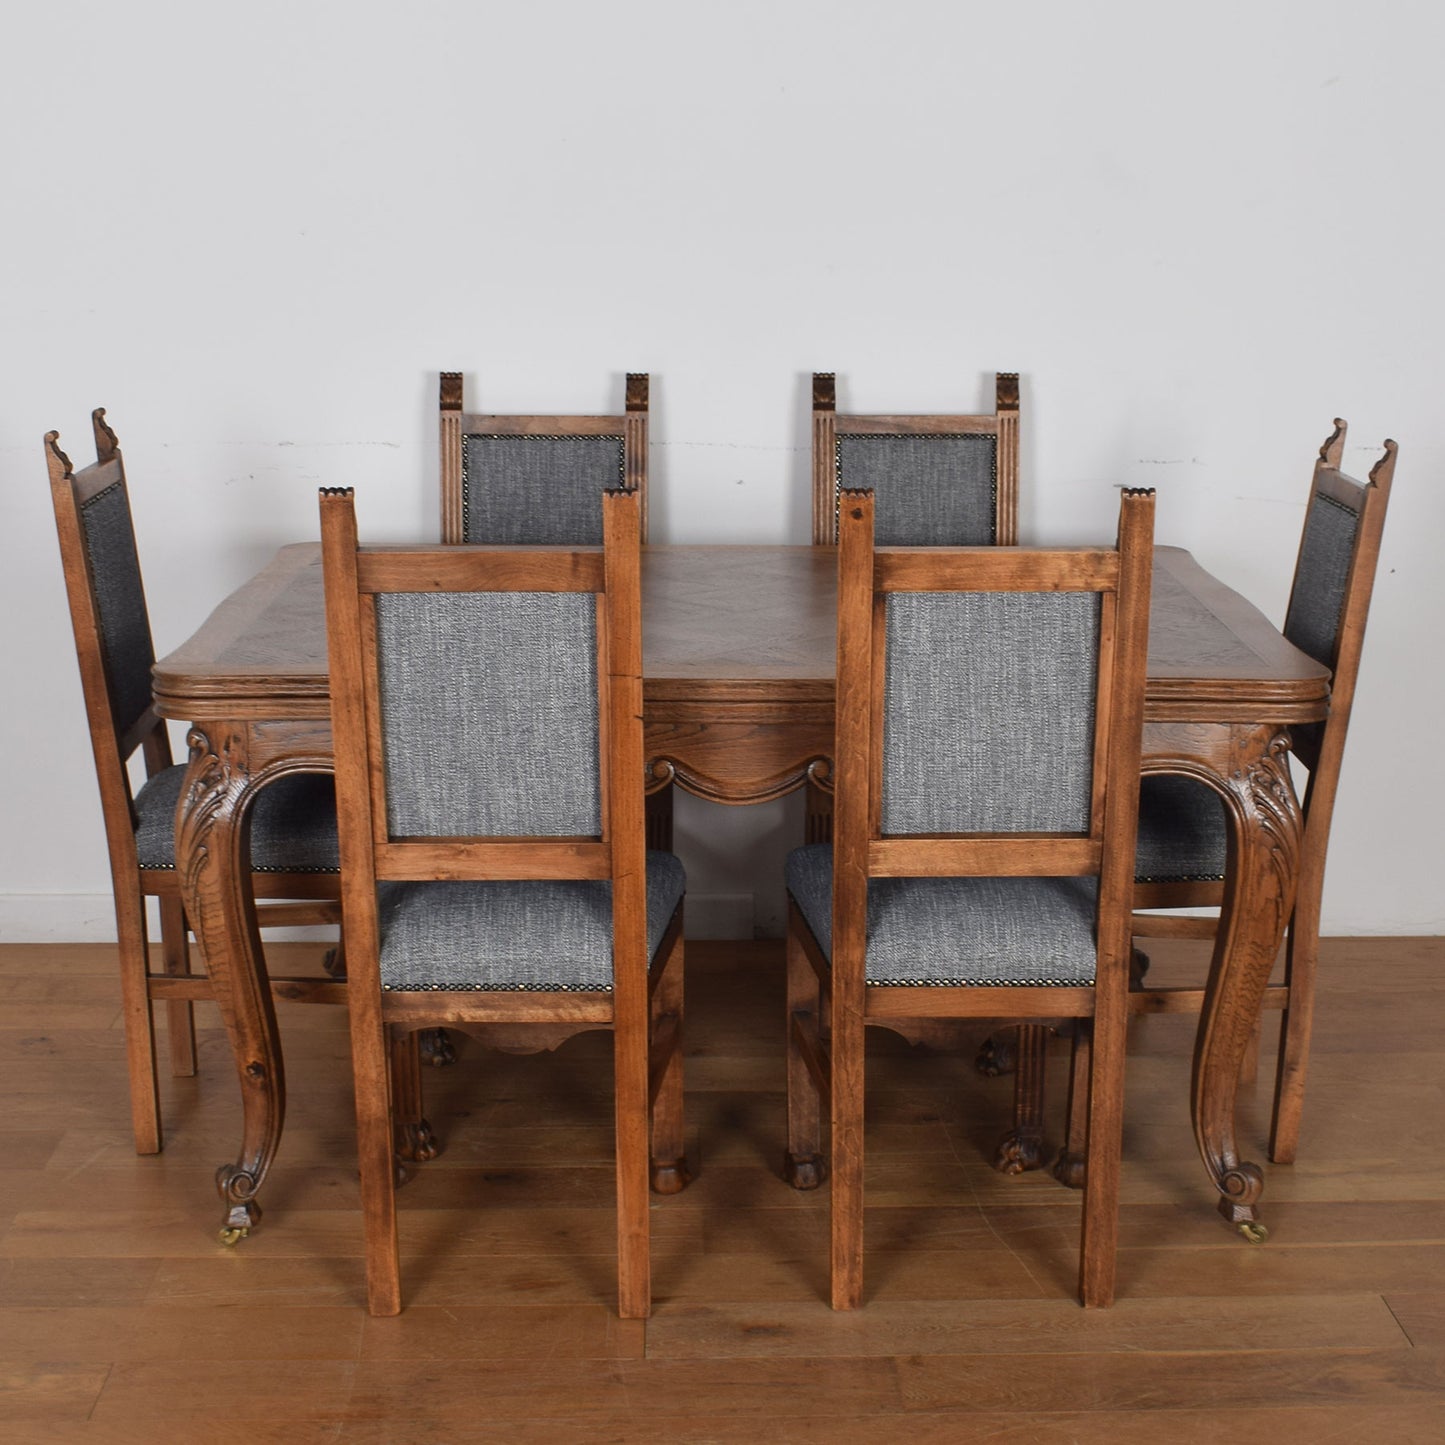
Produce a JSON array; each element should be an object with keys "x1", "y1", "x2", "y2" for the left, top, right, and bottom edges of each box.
[
  {"x1": 397, "y1": 1118, "x2": 441, "y2": 1163},
  {"x1": 993, "y1": 1128, "x2": 1046, "y2": 1175},
  {"x1": 419, "y1": 1028, "x2": 458, "y2": 1067},
  {"x1": 975, "y1": 1034, "x2": 1016, "y2": 1077}
]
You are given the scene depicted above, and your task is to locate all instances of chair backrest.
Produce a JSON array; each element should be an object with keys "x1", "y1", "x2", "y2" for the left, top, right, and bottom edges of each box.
[
  {"x1": 320, "y1": 483, "x2": 647, "y2": 978},
  {"x1": 438, "y1": 372, "x2": 649, "y2": 546},
  {"x1": 1282, "y1": 420, "x2": 1394, "y2": 779},
  {"x1": 48, "y1": 411, "x2": 171, "y2": 863},
  {"x1": 830, "y1": 485, "x2": 1155, "y2": 972},
  {"x1": 812, "y1": 372, "x2": 1020, "y2": 547}
]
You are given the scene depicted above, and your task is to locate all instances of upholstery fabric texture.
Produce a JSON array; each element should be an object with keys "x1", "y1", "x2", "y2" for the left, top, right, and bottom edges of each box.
[
  {"x1": 881, "y1": 591, "x2": 1100, "y2": 834},
  {"x1": 79, "y1": 483, "x2": 156, "y2": 739},
  {"x1": 462, "y1": 435, "x2": 624, "y2": 545},
  {"x1": 1284, "y1": 490, "x2": 1359, "y2": 668},
  {"x1": 375, "y1": 851, "x2": 686, "y2": 992},
  {"x1": 1134, "y1": 774, "x2": 1228, "y2": 883},
  {"x1": 375, "y1": 591, "x2": 601, "y2": 839},
  {"x1": 133, "y1": 765, "x2": 340, "y2": 873},
  {"x1": 786, "y1": 844, "x2": 1098, "y2": 986},
  {"x1": 836, "y1": 435, "x2": 997, "y2": 545}
]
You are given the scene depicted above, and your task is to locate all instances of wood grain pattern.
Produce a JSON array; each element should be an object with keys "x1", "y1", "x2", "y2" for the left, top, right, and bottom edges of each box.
[
  {"x1": 150, "y1": 540, "x2": 1329, "y2": 1247},
  {"x1": 0, "y1": 936, "x2": 1440, "y2": 1436},
  {"x1": 321, "y1": 486, "x2": 684, "y2": 1319}
]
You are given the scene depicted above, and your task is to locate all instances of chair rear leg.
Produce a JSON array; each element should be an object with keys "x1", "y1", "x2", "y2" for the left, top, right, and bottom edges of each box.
[
  {"x1": 649, "y1": 931, "x2": 690, "y2": 1194},
  {"x1": 354, "y1": 1020, "x2": 402, "y2": 1315},
  {"x1": 784, "y1": 919, "x2": 825, "y2": 1189},
  {"x1": 115, "y1": 888, "x2": 163, "y2": 1155},
  {"x1": 1078, "y1": 1002, "x2": 1126, "y2": 1309},
  {"x1": 158, "y1": 895, "x2": 197, "y2": 1078},
  {"x1": 829, "y1": 993, "x2": 865, "y2": 1310},
  {"x1": 615, "y1": 1009, "x2": 652, "y2": 1319},
  {"x1": 1270, "y1": 913, "x2": 1318, "y2": 1163},
  {"x1": 1052, "y1": 1018, "x2": 1091, "y2": 1189}
]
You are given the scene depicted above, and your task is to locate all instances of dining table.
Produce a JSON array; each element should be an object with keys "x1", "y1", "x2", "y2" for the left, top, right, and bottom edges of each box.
[{"x1": 152, "y1": 541, "x2": 1330, "y2": 1243}]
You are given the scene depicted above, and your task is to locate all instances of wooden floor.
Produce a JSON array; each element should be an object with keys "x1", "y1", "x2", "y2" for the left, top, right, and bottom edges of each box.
[{"x1": 2, "y1": 937, "x2": 1444, "y2": 1442}]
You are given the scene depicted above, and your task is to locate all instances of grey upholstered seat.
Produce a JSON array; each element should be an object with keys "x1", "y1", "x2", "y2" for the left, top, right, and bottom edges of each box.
[
  {"x1": 376, "y1": 852, "x2": 686, "y2": 992},
  {"x1": 132, "y1": 765, "x2": 340, "y2": 874},
  {"x1": 1134, "y1": 774, "x2": 1228, "y2": 885},
  {"x1": 786, "y1": 844, "x2": 1098, "y2": 986}
]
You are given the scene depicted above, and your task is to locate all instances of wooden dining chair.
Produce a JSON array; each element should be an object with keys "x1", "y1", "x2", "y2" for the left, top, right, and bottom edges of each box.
[
  {"x1": 437, "y1": 370, "x2": 671, "y2": 861},
  {"x1": 1030, "y1": 423, "x2": 1396, "y2": 1207},
  {"x1": 438, "y1": 370, "x2": 649, "y2": 544},
  {"x1": 811, "y1": 370, "x2": 1020, "y2": 547},
  {"x1": 806, "y1": 371, "x2": 1021, "y2": 849},
  {"x1": 319, "y1": 482, "x2": 688, "y2": 1318},
  {"x1": 47, "y1": 412, "x2": 346, "y2": 1157},
  {"x1": 784, "y1": 485, "x2": 1156, "y2": 1309}
]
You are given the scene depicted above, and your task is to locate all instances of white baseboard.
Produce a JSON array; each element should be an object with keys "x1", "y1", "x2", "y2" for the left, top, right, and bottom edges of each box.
[{"x1": 0, "y1": 893, "x2": 119, "y2": 942}]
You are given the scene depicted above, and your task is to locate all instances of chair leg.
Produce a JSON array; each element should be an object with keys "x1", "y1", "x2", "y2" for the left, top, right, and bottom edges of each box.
[
  {"x1": 353, "y1": 1015, "x2": 401, "y2": 1315},
  {"x1": 994, "y1": 1024, "x2": 1049, "y2": 1173},
  {"x1": 785, "y1": 921, "x2": 825, "y2": 1189},
  {"x1": 829, "y1": 982, "x2": 865, "y2": 1310},
  {"x1": 157, "y1": 895, "x2": 198, "y2": 1078},
  {"x1": 650, "y1": 932, "x2": 691, "y2": 1194},
  {"x1": 645, "y1": 784, "x2": 675, "y2": 852},
  {"x1": 1078, "y1": 996, "x2": 1126, "y2": 1308},
  {"x1": 615, "y1": 1003, "x2": 652, "y2": 1320},
  {"x1": 1052, "y1": 1019, "x2": 1091, "y2": 1189},
  {"x1": 804, "y1": 776, "x2": 833, "y2": 845},
  {"x1": 1270, "y1": 911, "x2": 1318, "y2": 1164},
  {"x1": 115, "y1": 888, "x2": 163, "y2": 1155}
]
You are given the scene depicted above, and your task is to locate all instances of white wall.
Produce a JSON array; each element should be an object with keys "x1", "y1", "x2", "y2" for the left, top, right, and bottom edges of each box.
[{"x1": 3, "y1": 0, "x2": 1441, "y2": 938}]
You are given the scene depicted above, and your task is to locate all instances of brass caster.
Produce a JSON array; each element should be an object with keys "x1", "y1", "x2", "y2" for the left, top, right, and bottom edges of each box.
[
  {"x1": 218, "y1": 1226, "x2": 249, "y2": 1246},
  {"x1": 1238, "y1": 1220, "x2": 1269, "y2": 1245}
]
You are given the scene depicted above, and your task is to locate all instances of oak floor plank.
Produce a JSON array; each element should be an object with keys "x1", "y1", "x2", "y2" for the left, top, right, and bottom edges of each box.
[
  {"x1": 2, "y1": 937, "x2": 1443, "y2": 1436},
  {"x1": 643, "y1": 1294, "x2": 1411, "y2": 1360}
]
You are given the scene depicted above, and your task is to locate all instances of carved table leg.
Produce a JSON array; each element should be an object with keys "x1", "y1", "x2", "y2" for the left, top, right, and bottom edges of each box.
[
  {"x1": 176, "y1": 724, "x2": 286, "y2": 1242},
  {"x1": 1179, "y1": 724, "x2": 1302, "y2": 1241},
  {"x1": 177, "y1": 720, "x2": 334, "y2": 1242}
]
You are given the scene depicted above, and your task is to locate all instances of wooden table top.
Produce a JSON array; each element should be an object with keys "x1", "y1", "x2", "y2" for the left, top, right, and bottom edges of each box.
[{"x1": 152, "y1": 542, "x2": 1330, "y2": 724}]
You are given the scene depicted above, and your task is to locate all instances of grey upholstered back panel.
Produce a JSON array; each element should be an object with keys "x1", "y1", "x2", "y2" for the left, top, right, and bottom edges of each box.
[
  {"x1": 79, "y1": 482, "x2": 156, "y2": 739},
  {"x1": 836, "y1": 435, "x2": 997, "y2": 545},
  {"x1": 133, "y1": 765, "x2": 341, "y2": 873},
  {"x1": 462, "y1": 435, "x2": 624, "y2": 544},
  {"x1": 1284, "y1": 489, "x2": 1360, "y2": 668},
  {"x1": 374, "y1": 591, "x2": 601, "y2": 837},
  {"x1": 1134, "y1": 773, "x2": 1228, "y2": 883},
  {"x1": 882, "y1": 591, "x2": 1100, "y2": 834}
]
